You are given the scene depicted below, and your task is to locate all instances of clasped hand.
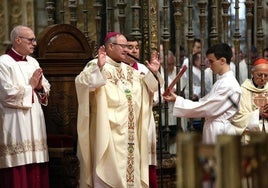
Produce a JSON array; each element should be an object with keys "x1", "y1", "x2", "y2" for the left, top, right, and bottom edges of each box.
[
  {"x1": 30, "y1": 68, "x2": 43, "y2": 90},
  {"x1": 260, "y1": 104, "x2": 268, "y2": 118}
]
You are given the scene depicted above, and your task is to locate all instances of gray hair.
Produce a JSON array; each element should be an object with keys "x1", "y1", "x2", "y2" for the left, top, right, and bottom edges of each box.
[
  {"x1": 104, "y1": 35, "x2": 119, "y2": 47},
  {"x1": 10, "y1": 25, "x2": 26, "y2": 44}
]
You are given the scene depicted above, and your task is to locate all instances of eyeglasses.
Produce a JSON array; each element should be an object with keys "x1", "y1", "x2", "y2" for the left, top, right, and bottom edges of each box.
[
  {"x1": 19, "y1": 36, "x2": 36, "y2": 44},
  {"x1": 112, "y1": 43, "x2": 128, "y2": 48},
  {"x1": 255, "y1": 72, "x2": 268, "y2": 79}
]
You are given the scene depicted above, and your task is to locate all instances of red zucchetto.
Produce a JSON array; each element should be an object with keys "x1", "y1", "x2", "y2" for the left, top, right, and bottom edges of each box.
[
  {"x1": 253, "y1": 58, "x2": 268, "y2": 66},
  {"x1": 103, "y1": 32, "x2": 121, "y2": 44}
]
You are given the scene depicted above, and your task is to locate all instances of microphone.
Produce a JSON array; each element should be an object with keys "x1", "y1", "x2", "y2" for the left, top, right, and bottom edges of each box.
[{"x1": 127, "y1": 53, "x2": 140, "y2": 62}]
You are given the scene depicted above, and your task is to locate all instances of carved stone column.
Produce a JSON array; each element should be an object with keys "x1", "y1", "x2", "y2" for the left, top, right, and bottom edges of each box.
[
  {"x1": 46, "y1": 0, "x2": 55, "y2": 25},
  {"x1": 158, "y1": 0, "x2": 170, "y2": 187},
  {"x1": 245, "y1": 0, "x2": 254, "y2": 77},
  {"x1": 93, "y1": 0, "x2": 102, "y2": 46},
  {"x1": 141, "y1": 1, "x2": 149, "y2": 62},
  {"x1": 172, "y1": 0, "x2": 183, "y2": 132},
  {"x1": 172, "y1": 0, "x2": 183, "y2": 67},
  {"x1": 68, "y1": 0, "x2": 77, "y2": 27},
  {"x1": 186, "y1": 0, "x2": 194, "y2": 131},
  {"x1": 209, "y1": 0, "x2": 218, "y2": 46},
  {"x1": 256, "y1": 0, "x2": 264, "y2": 56},
  {"x1": 117, "y1": 0, "x2": 127, "y2": 34},
  {"x1": 233, "y1": 0, "x2": 241, "y2": 82},
  {"x1": 161, "y1": 0, "x2": 170, "y2": 150},
  {"x1": 82, "y1": 0, "x2": 89, "y2": 41},
  {"x1": 129, "y1": 0, "x2": 142, "y2": 40},
  {"x1": 142, "y1": 0, "x2": 159, "y2": 61},
  {"x1": 148, "y1": 1, "x2": 158, "y2": 51},
  {"x1": 221, "y1": 0, "x2": 231, "y2": 84},
  {"x1": 59, "y1": 0, "x2": 65, "y2": 23},
  {"x1": 186, "y1": 0, "x2": 194, "y2": 99},
  {"x1": 221, "y1": 0, "x2": 230, "y2": 43},
  {"x1": 106, "y1": 0, "x2": 114, "y2": 32},
  {"x1": 197, "y1": 0, "x2": 207, "y2": 97}
]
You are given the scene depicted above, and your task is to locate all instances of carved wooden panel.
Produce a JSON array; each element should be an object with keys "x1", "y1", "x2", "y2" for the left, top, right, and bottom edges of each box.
[
  {"x1": 36, "y1": 24, "x2": 93, "y2": 147},
  {"x1": 42, "y1": 77, "x2": 77, "y2": 137}
]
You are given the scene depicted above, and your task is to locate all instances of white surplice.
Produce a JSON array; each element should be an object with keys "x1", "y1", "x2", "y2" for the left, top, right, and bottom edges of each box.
[
  {"x1": 75, "y1": 56, "x2": 162, "y2": 188},
  {"x1": 136, "y1": 62, "x2": 161, "y2": 166},
  {"x1": 0, "y1": 55, "x2": 50, "y2": 168},
  {"x1": 173, "y1": 71, "x2": 241, "y2": 144}
]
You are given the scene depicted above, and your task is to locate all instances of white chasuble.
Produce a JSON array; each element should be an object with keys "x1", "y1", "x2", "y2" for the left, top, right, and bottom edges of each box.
[{"x1": 76, "y1": 56, "x2": 159, "y2": 188}]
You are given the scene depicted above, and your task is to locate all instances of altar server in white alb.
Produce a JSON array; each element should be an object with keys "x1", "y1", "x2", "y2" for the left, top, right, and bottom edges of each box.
[
  {"x1": 0, "y1": 25, "x2": 50, "y2": 188},
  {"x1": 163, "y1": 43, "x2": 241, "y2": 144}
]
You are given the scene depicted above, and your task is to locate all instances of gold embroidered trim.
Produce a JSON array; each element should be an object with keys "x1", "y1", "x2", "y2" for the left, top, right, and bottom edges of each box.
[
  {"x1": 105, "y1": 65, "x2": 136, "y2": 186},
  {"x1": 125, "y1": 66, "x2": 135, "y2": 187},
  {"x1": 0, "y1": 139, "x2": 48, "y2": 157}
]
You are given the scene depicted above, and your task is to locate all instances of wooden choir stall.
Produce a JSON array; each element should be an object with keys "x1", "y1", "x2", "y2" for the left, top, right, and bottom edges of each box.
[{"x1": 36, "y1": 24, "x2": 93, "y2": 188}]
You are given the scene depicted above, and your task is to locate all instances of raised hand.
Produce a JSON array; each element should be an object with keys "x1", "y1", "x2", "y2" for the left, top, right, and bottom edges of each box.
[
  {"x1": 97, "y1": 45, "x2": 106, "y2": 70},
  {"x1": 146, "y1": 50, "x2": 160, "y2": 74}
]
